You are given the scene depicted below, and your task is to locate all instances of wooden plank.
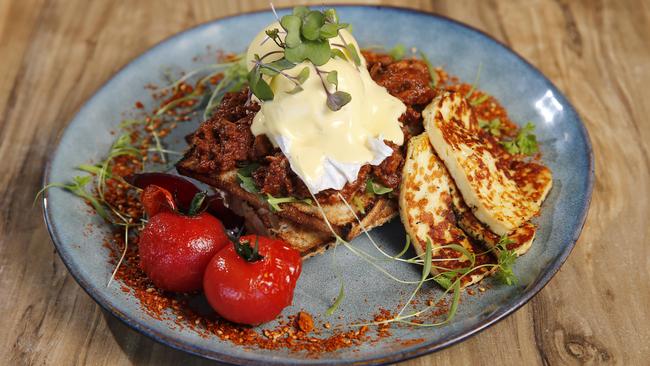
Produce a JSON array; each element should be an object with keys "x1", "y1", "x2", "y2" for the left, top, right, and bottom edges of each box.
[{"x1": 0, "y1": 0, "x2": 647, "y2": 364}]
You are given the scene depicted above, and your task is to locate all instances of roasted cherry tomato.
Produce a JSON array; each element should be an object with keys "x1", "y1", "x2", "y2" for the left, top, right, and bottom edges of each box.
[
  {"x1": 138, "y1": 189, "x2": 230, "y2": 292},
  {"x1": 141, "y1": 185, "x2": 176, "y2": 217},
  {"x1": 125, "y1": 172, "x2": 244, "y2": 229},
  {"x1": 203, "y1": 235, "x2": 302, "y2": 325}
]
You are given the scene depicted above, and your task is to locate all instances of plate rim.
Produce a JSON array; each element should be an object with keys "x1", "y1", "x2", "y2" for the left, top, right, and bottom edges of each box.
[{"x1": 42, "y1": 4, "x2": 595, "y2": 365}]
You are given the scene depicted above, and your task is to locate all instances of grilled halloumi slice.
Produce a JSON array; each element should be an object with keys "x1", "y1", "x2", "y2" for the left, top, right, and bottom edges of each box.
[
  {"x1": 399, "y1": 134, "x2": 495, "y2": 289},
  {"x1": 449, "y1": 183, "x2": 536, "y2": 256},
  {"x1": 510, "y1": 160, "x2": 553, "y2": 206},
  {"x1": 423, "y1": 92, "x2": 540, "y2": 235}
]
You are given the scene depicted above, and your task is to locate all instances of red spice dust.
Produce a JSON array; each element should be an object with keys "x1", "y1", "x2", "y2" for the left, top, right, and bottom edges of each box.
[{"x1": 90, "y1": 50, "x2": 506, "y2": 357}]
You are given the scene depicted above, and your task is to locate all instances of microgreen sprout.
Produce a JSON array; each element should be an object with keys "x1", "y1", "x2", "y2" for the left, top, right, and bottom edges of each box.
[
  {"x1": 247, "y1": 6, "x2": 356, "y2": 111},
  {"x1": 501, "y1": 122, "x2": 539, "y2": 156},
  {"x1": 494, "y1": 235, "x2": 518, "y2": 285},
  {"x1": 365, "y1": 178, "x2": 393, "y2": 195},
  {"x1": 418, "y1": 51, "x2": 439, "y2": 88},
  {"x1": 479, "y1": 118, "x2": 502, "y2": 137},
  {"x1": 236, "y1": 164, "x2": 312, "y2": 212}
]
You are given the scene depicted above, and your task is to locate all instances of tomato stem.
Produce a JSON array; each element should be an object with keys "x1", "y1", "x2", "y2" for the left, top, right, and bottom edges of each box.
[
  {"x1": 188, "y1": 191, "x2": 208, "y2": 216},
  {"x1": 234, "y1": 236, "x2": 264, "y2": 262}
]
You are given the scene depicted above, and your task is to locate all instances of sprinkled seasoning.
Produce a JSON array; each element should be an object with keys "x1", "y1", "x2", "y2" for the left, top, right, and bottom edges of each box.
[{"x1": 46, "y1": 46, "x2": 521, "y2": 357}]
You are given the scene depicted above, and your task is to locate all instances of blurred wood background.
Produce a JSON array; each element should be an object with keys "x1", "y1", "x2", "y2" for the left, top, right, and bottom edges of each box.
[{"x1": 1, "y1": 0, "x2": 648, "y2": 365}]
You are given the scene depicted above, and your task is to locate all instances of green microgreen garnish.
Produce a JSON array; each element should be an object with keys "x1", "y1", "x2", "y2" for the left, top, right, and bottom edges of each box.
[
  {"x1": 418, "y1": 51, "x2": 439, "y2": 88},
  {"x1": 500, "y1": 122, "x2": 539, "y2": 156},
  {"x1": 470, "y1": 93, "x2": 490, "y2": 106},
  {"x1": 236, "y1": 164, "x2": 261, "y2": 194},
  {"x1": 389, "y1": 43, "x2": 406, "y2": 60},
  {"x1": 325, "y1": 237, "x2": 346, "y2": 316},
  {"x1": 236, "y1": 164, "x2": 311, "y2": 211},
  {"x1": 478, "y1": 118, "x2": 501, "y2": 137},
  {"x1": 494, "y1": 235, "x2": 518, "y2": 285},
  {"x1": 351, "y1": 195, "x2": 366, "y2": 214},
  {"x1": 326, "y1": 282, "x2": 346, "y2": 316},
  {"x1": 248, "y1": 6, "x2": 356, "y2": 111},
  {"x1": 265, "y1": 194, "x2": 312, "y2": 212},
  {"x1": 37, "y1": 176, "x2": 110, "y2": 221},
  {"x1": 365, "y1": 178, "x2": 393, "y2": 195},
  {"x1": 235, "y1": 236, "x2": 264, "y2": 263}
]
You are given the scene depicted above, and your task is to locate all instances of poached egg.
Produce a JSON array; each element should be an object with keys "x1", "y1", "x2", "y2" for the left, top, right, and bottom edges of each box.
[{"x1": 246, "y1": 22, "x2": 406, "y2": 193}]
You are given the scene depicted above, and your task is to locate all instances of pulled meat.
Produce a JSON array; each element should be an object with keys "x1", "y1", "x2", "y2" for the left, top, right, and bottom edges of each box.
[
  {"x1": 368, "y1": 58, "x2": 436, "y2": 105},
  {"x1": 364, "y1": 51, "x2": 436, "y2": 137},
  {"x1": 253, "y1": 153, "x2": 311, "y2": 198},
  {"x1": 183, "y1": 89, "x2": 259, "y2": 173},
  {"x1": 372, "y1": 142, "x2": 404, "y2": 189},
  {"x1": 182, "y1": 52, "x2": 439, "y2": 199}
]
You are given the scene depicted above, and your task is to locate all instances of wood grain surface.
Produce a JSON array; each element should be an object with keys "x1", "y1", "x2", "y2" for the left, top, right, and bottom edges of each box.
[{"x1": 1, "y1": 0, "x2": 648, "y2": 365}]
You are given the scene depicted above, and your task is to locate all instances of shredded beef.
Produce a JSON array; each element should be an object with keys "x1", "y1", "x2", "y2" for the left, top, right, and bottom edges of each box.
[
  {"x1": 372, "y1": 142, "x2": 404, "y2": 189},
  {"x1": 365, "y1": 57, "x2": 436, "y2": 106},
  {"x1": 364, "y1": 52, "x2": 435, "y2": 137},
  {"x1": 184, "y1": 89, "x2": 259, "y2": 173},
  {"x1": 182, "y1": 52, "x2": 439, "y2": 198},
  {"x1": 253, "y1": 153, "x2": 310, "y2": 198}
]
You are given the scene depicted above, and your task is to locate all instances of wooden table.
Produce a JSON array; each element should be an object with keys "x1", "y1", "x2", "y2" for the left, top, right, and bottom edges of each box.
[{"x1": 1, "y1": 0, "x2": 648, "y2": 364}]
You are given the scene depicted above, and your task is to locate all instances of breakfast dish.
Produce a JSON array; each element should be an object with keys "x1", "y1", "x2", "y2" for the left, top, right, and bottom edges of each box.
[{"x1": 42, "y1": 5, "x2": 593, "y2": 365}]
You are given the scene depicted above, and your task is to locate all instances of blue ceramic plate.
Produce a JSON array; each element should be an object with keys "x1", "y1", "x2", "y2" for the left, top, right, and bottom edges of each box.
[{"x1": 43, "y1": 6, "x2": 593, "y2": 365}]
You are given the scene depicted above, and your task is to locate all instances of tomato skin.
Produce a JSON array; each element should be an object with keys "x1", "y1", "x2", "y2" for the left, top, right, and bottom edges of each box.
[
  {"x1": 203, "y1": 235, "x2": 302, "y2": 325},
  {"x1": 141, "y1": 185, "x2": 176, "y2": 217},
  {"x1": 139, "y1": 211, "x2": 229, "y2": 292},
  {"x1": 126, "y1": 172, "x2": 244, "y2": 229}
]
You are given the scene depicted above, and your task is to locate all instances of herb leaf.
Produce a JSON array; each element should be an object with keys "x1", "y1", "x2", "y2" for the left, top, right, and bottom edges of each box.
[
  {"x1": 237, "y1": 165, "x2": 260, "y2": 194},
  {"x1": 351, "y1": 195, "x2": 365, "y2": 214},
  {"x1": 365, "y1": 178, "x2": 393, "y2": 195},
  {"x1": 292, "y1": 6, "x2": 309, "y2": 18},
  {"x1": 434, "y1": 274, "x2": 453, "y2": 289},
  {"x1": 326, "y1": 70, "x2": 338, "y2": 88},
  {"x1": 301, "y1": 11, "x2": 325, "y2": 40},
  {"x1": 344, "y1": 43, "x2": 361, "y2": 66},
  {"x1": 326, "y1": 91, "x2": 352, "y2": 111},
  {"x1": 323, "y1": 8, "x2": 338, "y2": 23},
  {"x1": 320, "y1": 23, "x2": 348, "y2": 38},
  {"x1": 330, "y1": 48, "x2": 348, "y2": 61},
  {"x1": 470, "y1": 93, "x2": 490, "y2": 106},
  {"x1": 326, "y1": 282, "x2": 345, "y2": 316},
  {"x1": 501, "y1": 122, "x2": 539, "y2": 155},
  {"x1": 389, "y1": 44, "x2": 406, "y2": 60},
  {"x1": 248, "y1": 66, "x2": 274, "y2": 101},
  {"x1": 495, "y1": 235, "x2": 518, "y2": 285},
  {"x1": 259, "y1": 58, "x2": 295, "y2": 76},
  {"x1": 296, "y1": 66, "x2": 310, "y2": 84},
  {"x1": 286, "y1": 84, "x2": 304, "y2": 95},
  {"x1": 418, "y1": 51, "x2": 438, "y2": 88},
  {"x1": 266, "y1": 194, "x2": 312, "y2": 212},
  {"x1": 478, "y1": 118, "x2": 501, "y2": 137},
  {"x1": 447, "y1": 278, "x2": 462, "y2": 322},
  {"x1": 280, "y1": 15, "x2": 303, "y2": 48}
]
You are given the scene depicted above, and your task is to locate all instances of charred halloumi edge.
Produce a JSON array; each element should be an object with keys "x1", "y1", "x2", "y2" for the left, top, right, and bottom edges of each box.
[
  {"x1": 423, "y1": 92, "x2": 540, "y2": 236},
  {"x1": 449, "y1": 160, "x2": 553, "y2": 256},
  {"x1": 449, "y1": 183, "x2": 536, "y2": 256},
  {"x1": 399, "y1": 134, "x2": 496, "y2": 289}
]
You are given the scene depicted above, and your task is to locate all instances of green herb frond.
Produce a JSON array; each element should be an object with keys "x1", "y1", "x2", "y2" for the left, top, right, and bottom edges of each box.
[{"x1": 501, "y1": 122, "x2": 539, "y2": 156}]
